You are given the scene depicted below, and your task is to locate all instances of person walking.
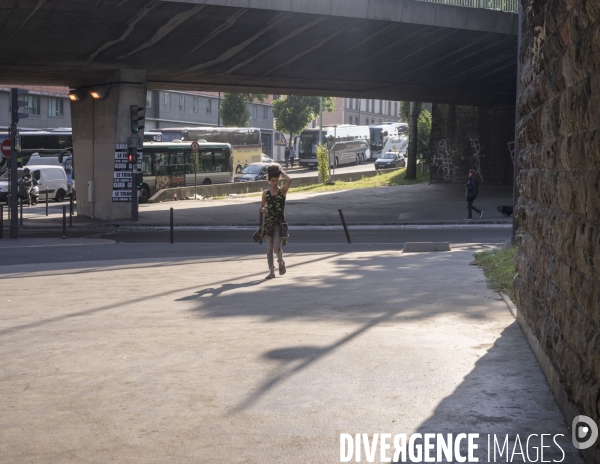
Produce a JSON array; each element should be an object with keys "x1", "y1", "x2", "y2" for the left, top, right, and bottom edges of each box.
[
  {"x1": 464, "y1": 169, "x2": 482, "y2": 220},
  {"x1": 284, "y1": 146, "x2": 290, "y2": 168},
  {"x1": 289, "y1": 146, "x2": 296, "y2": 168},
  {"x1": 259, "y1": 165, "x2": 292, "y2": 279}
]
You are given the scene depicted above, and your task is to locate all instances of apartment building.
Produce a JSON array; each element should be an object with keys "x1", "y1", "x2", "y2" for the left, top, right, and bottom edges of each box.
[
  {"x1": 145, "y1": 90, "x2": 274, "y2": 131},
  {"x1": 0, "y1": 86, "x2": 71, "y2": 130},
  {"x1": 311, "y1": 97, "x2": 402, "y2": 127}
]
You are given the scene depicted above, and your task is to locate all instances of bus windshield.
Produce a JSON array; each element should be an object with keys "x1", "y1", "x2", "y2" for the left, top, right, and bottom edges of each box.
[
  {"x1": 370, "y1": 128, "x2": 384, "y2": 152},
  {"x1": 299, "y1": 132, "x2": 327, "y2": 156}
]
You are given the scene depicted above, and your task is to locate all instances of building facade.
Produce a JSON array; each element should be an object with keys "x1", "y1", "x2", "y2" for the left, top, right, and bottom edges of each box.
[
  {"x1": 0, "y1": 86, "x2": 72, "y2": 130},
  {"x1": 310, "y1": 97, "x2": 402, "y2": 127},
  {"x1": 144, "y1": 90, "x2": 274, "y2": 132}
]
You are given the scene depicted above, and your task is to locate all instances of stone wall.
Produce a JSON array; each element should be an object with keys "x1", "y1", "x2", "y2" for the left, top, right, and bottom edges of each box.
[
  {"x1": 429, "y1": 104, "x2": 514, "y2": 184},
  {"x1": 514, "y1": 0, "x2": 600, "y2": 461}
]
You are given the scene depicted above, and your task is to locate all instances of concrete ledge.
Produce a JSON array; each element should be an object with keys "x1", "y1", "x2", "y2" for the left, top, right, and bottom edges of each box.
[
  {"x1": 402, "y1": 242, "x2": 451, "y2": 252},
  {"x1": 148, "y1": 166, "x2": 400, "y2": 203}
]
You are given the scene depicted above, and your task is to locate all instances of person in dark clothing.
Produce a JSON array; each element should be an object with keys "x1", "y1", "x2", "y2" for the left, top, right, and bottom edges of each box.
[
  {"x1": 464, "y1": 169, "x2": 482, "y2": 220},
  {"x1": 289, "y1": 146, "x2": 296, "y2": 167},
  {"x1": 284, "y1": 147, "x2": 290, "y2": 168}
]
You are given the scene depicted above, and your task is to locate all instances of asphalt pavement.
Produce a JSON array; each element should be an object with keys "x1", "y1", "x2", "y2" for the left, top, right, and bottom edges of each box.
[{"x1": 0, "y1": 181, "x2": 582, "y2": 464}]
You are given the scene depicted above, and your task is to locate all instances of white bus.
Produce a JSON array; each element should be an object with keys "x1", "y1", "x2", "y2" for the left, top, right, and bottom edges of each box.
[
  {"x1": 369, "y1": 123, "x2": 409, "y2": 158},
  {"x1": 297, "y1": 125, "x2": 371, "y2": 168}
]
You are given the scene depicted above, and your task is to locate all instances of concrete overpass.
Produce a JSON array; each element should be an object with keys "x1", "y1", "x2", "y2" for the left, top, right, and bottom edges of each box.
[
  {"x1": 1, "y1": 0, "x2": 517, "y2": 106},
  {"x1": 0, "y1": 0, "x2": 518, "y2": 220}
]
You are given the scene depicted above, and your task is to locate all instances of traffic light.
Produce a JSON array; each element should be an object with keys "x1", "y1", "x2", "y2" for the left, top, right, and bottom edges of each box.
[
  {"x1": 11, "y1": 88, "x2": 29, "y2": 124},
  {"x1": 127, "y1": 147, "x2": 137, "y2": 164},
  {"x1": 130, "y1": 105, "x2": 145, "y2": 133}
]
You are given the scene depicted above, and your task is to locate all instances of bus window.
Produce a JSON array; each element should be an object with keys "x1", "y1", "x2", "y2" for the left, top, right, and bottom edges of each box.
[
  {"x1": 213, "y1": 150, "x2": 228, "y2": 173},
  {"x1": 154, "y1": 153, "x2": 170, "y2": 176},
  {"x1": 200, "y1": 150, "x2": 214, "y2": 172},
  {"x1": 169, "y1": 152, "x2": 189, "y2": 176}
]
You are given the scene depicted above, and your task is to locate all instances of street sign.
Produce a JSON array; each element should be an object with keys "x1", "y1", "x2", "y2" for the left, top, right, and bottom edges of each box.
[
  {"x1": 127, "y1": 133, "x2": 142, "y2": 148},
  {"x1": 190, "y1": 141, "x2": 200, "y2": 152},
  {"x1": 1, "y1": 139, "x2": 11, "y2": 158}
]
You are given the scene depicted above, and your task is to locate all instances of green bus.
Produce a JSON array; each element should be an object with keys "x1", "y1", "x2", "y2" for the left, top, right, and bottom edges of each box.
[{"x1": 140, "y1": 141, "x2": 232, "y2": 202}]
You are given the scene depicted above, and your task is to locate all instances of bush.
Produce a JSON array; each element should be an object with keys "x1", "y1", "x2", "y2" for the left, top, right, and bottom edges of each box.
[{"x1": 316, "y1": 144, "x2": 330, "y2": 184}]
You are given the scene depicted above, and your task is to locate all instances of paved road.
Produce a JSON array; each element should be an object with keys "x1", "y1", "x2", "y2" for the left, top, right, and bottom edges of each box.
[
  {"x1": 288, "y1": 160, "x2": 377, "y2": 179},
  {"x1": 0, "y1": 243, "x2": 583, "y2": 463}
]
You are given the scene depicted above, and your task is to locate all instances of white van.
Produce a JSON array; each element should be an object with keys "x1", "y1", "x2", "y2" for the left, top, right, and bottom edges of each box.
[{"x1": 29, "y1": 165, "x2": 69, "y2": 202}]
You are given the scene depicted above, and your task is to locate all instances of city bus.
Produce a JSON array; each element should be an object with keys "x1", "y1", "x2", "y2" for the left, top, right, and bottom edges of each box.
[
  {"x1": 297, "y1": 125, "x2": 370, "y2": 168},
  {"x1": 153, "y1": 127, "x2": 263, "y2": 174},
  {"x1": 0, "y1": 129, "x2": 73, "y2": 174},
  {"x1": 139, "y1": 141, "x2": 232, "y2": 203},
  {"x1": 369, "y1": 123, "x2": 408, "y2": 158}
]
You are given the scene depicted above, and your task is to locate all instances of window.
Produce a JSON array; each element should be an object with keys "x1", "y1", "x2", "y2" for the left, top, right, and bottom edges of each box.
[
  {"x1": 206, "y1": 99, "x2": 212, "y2": 114},
  {"x1": 348, "y1": 115, "x2": 353, "y2": 124},
  {"x1": 388, "y1": 101, "x2": 392, "y2": 115},
  {"x1": 48, "y1": 98, "x2": 64, "y2": 117},
  {"x1": 18, "y1": 95, "x2": 41, "y2": 115},
  {"x1": 164, "y1": 92, "x2": 171, "y2": 109},
  {"x1": 146, "y1": 91, "x2": 152, "y2": 108},
  {"x1": 394, "y1": 102, "x2": 398, "y2": 117},
  {"x1": 263, "y1": 106, "x2": 268, "y2": 120},
  {"x1": 193, "y1": 96, "x2": 199, "y2": 113},
  {"x1": 179, "y1": 95, "x2": 185, "y2": 111},
  {"x1": 252, "y1": 105, "x2": 258, "y2": 120}
]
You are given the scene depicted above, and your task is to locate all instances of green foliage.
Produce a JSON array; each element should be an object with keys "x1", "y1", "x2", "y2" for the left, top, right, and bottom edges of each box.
[
  {"x1": 417, "y1": 109, "x2": 432, "y2": 156},
  {"x1": 316, "y1": 143, "x2": 330, "y2": 184},
  {"x1": 400, "y1": 102, "x2": 425, "y2": 123},
  {"x1": 272, "y1": 96, "x2": 335, "y2": 141},
  {"x1": 473, "y1": 246, "x2": 518, "y2": 303},
  {"x1": 220, "y1": 93, "x2": 268, "y2": 127}
]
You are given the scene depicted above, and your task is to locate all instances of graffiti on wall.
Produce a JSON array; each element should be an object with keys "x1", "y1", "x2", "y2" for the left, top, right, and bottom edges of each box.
[
  {"x1": 432, "y1": 139, "x2": 457, "y2": 181},
  {"x1": 470, "y1": 136, "x2": 485, "y2": 182}
]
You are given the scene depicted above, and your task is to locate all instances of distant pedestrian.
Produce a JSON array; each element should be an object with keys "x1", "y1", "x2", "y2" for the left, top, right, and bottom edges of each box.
[
  {"x1": 289, "y1": 146, "x2": 296, "y2": 167},
  {"x1": 284, "y1": 147, "x2": 290, "y2": 168},
  {"x1": 259, "y1": 165, "x2": 292, "y2": 279},
  {"x1": 464, "y1": 169, "x2": 482, "y2": 220}
]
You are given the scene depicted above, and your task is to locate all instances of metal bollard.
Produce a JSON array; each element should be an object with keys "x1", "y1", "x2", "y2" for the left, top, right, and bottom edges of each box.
[
  {"x1": 338, "y1": 209, "x2": 352, "y2": 244},
  {"x1": 69, "y1": 193, "x2": 74, "y2": 227},
  {"x1": 19, "y1": 197, "x2": 23, "y2": 226},
  {"x1": 0, "y1": 205, "x2": 3, "y2": 239},
  {"x1": 170, "y1": 207, "x2": 174, "y2": 244},
  {"x1": 62, "y1": 205, "x2": 66, "y2": 239},
  {"x1": 45, "y1": 187, "x2": 48, "y2": 216}
]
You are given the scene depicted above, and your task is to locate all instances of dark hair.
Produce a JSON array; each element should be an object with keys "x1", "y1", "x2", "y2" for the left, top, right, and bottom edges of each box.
[
  {"x1": 267, "y1": 164, "x2": 281, "y2": 180},
  {"x1": 469, "y1": 169, "x2": 478, "y2": 177}
]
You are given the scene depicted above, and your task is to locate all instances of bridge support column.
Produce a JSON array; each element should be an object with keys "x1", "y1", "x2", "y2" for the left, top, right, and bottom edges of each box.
[{"x1": 70, "y1": 70, "x2": 147, "y2": 221}]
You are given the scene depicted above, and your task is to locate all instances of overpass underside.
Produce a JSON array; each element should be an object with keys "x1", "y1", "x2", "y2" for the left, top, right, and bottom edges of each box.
[{"x1": 0, "y1": 0, "x2": 517, "y2": 106}]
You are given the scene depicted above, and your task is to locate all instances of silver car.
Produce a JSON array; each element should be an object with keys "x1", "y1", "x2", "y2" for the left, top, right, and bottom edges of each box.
[{"x1": 374, "y1": 152, "x2": 406, "y2": 170}]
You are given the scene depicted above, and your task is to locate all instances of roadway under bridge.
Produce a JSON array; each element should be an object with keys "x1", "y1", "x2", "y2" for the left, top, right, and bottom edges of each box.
[{"x1": 0, "y1": 0, "x2": 519, "y2": 220}]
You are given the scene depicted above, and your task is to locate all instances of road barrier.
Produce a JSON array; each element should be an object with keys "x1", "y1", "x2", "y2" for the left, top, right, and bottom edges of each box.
[{"x1": 148, "y1": 166, "x2": 401, "y2": 203}]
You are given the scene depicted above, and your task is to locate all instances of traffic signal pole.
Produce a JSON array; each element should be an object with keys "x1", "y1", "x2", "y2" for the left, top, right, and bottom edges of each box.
[{"x1": 9, "y1": 88, "x2": 29, "y2": 240}]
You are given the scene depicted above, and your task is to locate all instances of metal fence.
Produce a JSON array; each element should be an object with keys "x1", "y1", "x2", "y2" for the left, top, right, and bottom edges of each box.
[{"x1": 416, "y1": 0, "x2": 518, "y2": 13}]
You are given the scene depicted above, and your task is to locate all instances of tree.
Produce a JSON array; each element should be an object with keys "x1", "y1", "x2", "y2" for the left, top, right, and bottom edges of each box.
[
  {"x1": 219, "y1": 93, "x2": 268, "y2": 127},
  {"x1": 272, "y1": 96, "x2": 336, "y2": 145},
  {"x1": 417, "y1": 109, "x2": 432, "y2": 157},
  {"x1": 405, "y1": 102, "x2": 419, "y2": 179}
]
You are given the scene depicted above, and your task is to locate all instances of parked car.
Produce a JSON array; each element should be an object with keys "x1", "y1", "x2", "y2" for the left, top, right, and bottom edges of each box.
[
  {"x1": 261, "y1": 154, "x2": 273, "y2": 163},
  {"x1": 374, "y1": 152, "x2": 406, "y2": 170},
  {"x1": 0, "y1": 165, "x2": 69, "y2": 204},
  {"x1": 233, "y1": 162, "x2": 271, "y2": 182}
]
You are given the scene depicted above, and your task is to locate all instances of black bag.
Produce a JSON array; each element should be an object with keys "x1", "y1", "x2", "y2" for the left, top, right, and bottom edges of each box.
[{"x1": 281, "y1": 222, "x2": 289, "y2": 238}]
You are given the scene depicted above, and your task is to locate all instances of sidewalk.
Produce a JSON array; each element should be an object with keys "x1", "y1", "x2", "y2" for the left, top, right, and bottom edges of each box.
[
  {"x1": 0, "y1": 245, "x2": 581, "y2": 463},
  {"x1": 3, "y1": 182, "x2": 515, "y2": 230}
]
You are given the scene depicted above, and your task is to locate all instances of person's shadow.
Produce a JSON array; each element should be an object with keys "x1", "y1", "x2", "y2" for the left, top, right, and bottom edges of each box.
[{"x1": 176, "y1": 280, "x2": 265, "y2": 300}]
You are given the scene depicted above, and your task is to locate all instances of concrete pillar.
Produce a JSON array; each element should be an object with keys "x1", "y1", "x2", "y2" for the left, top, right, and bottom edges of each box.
[{"x1": 70, "y1": 70, "x2": 147, "y2": 220}]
